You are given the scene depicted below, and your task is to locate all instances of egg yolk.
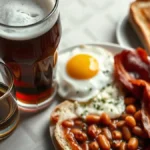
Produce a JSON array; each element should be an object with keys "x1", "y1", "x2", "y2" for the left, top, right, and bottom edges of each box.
[{"x1": 66, "y1": 54, "x2": 99, "y2": 79}]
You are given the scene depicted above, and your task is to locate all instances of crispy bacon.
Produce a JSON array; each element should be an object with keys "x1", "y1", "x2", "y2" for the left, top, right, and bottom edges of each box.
[
  {"x1": 144, "y1": 145, "x2": 150, "y2": 150},
  {"x1": 114, "y1": 48, "x2": 150, "y2": 137}
]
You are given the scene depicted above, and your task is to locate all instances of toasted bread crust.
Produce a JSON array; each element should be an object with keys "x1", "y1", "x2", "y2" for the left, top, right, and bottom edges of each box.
[
  {"x1": 50, "y1": 125, "x2": 64, "y2": 150},
  {"x1": 129, "y1": 1, "x2": 150, "y2": 54},
  {"x1": 50, "y1": 101, "x2": 77, "y2": 150}
]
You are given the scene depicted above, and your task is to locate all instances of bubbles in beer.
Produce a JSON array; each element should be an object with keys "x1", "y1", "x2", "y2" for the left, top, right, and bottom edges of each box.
[
  {"x1": 0, "y1": 0, "x2": 58, "y2": 40},
  {"x1": 0, "y1": 0, "x2": 53, "y2": 26}
]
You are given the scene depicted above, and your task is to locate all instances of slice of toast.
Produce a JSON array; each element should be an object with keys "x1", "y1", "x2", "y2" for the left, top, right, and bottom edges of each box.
[
  {"x1": 129, "y1": 0, "x2": 150, "y2": 54},
  {"x1": 50, "y1": 101, "x2": 77, "y2": 150}
]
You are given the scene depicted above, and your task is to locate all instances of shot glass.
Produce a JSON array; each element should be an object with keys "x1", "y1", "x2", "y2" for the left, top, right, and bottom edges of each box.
[{"x1": 0, "y1": 62, "x2": 19, "y2": 140}]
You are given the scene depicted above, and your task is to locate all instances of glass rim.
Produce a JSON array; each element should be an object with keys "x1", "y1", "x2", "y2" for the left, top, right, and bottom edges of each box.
[
  {"x1": 0, "y1": 0, "x2": 59, "y2": 29},
  {"x1": 0, "y1": 62, "x2": 14, "y2": 100}
]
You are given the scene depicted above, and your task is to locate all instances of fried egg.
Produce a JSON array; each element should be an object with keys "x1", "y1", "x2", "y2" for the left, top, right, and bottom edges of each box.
[
  {"x1": 56, "y1": 45, "x2": 114, "y2": 102},
  {"x1": 75, "y1": 83, "x2": 125, "y2": 119}
]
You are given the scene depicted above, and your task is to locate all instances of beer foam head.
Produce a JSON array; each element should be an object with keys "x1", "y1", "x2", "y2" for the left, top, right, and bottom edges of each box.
[{"x1": 0, "y1": 0, "x2": 58, "y2": 40}]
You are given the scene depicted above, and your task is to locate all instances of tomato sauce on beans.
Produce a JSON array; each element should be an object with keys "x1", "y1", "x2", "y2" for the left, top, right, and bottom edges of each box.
[{"x1": 60, "y1": 97, "x2": 150, "y2": 150}]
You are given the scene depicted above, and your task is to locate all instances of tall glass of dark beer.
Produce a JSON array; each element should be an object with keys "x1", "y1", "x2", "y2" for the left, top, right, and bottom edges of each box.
[{"x1": 0, "y1": 0, "x2": 61, "y2": 111}]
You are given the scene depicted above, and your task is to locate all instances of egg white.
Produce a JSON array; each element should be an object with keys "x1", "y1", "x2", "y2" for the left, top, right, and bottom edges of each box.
[
  {"x1": 75, "y1": 83, "x2": 125, "y2": 119},
  {"x1": 56, "y1": 45, "x2": 114, "y2": 102}
]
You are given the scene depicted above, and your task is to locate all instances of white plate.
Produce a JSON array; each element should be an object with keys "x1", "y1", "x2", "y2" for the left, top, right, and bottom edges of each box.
[
  {"x1": 116, "y1": 15, "x2": 143, "y2": 49},
  {"x1": 49, "y1": 43, "x2": 132, "y2": 150}
]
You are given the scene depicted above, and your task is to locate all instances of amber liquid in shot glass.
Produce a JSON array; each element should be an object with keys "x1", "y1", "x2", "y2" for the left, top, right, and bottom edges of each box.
[{"x1": 0, "y1": 63, "x2": 19, "y2": 140}]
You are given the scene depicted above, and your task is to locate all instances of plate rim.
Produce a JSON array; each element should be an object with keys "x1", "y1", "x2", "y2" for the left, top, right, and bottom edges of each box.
[
  {"x1": 116, "y1": 14, "x2": 129, "y2": 47},
  {"x1": 59, "y1": 42, "x2": 133, "y2": 54},
  {"x1": 116, "y1": 14, "x2": 144, "y2": 50}
]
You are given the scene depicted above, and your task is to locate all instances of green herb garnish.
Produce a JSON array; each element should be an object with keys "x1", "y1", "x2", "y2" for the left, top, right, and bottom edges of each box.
[
  {"x1": 109, "y1": 92, "x2": 113, "y2": 96},
  {"x1": 96, "y1": 105, "x2": 101, "y2": 110},
  {"x1": 89, "y1": 88, "x2": 92, "y2": 91},
  {"x1": 103, "y1": 70, "x2": 109, "y2": 74},
  {"x1": 115, "y1": 102, "x2": 119, "y2": 105},
  {"x1": 76, "y1": 91, "x2": 79, "y2": 94},
  {"x1": 101, "y1": 98, "x2": 106, "y2": 103},
  {"x1": 93, "y1": 103, "x2": 96, "y2": 108}
]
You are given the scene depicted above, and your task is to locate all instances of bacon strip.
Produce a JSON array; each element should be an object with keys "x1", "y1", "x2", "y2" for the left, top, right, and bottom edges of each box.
[{"x1": 114, "y1": 48, "x2": 150, "y2": 137}]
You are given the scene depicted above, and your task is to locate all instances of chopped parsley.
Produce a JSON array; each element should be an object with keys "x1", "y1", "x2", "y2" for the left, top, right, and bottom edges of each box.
[
  {"x1": 101, "y1": 87, "x2": 105, "y2": 91},
  {"x1": 96, "y1": 105, "x2": 101, "y2": 110},
  {"x1": 109, "y1": 92, "x2": 113, "y2": 96},
  {"x1": 93, "y1": 103, "x2": 96, "y2": 108},
  {"x1": 107, "y1": 83, "x2": 111, "y2": 87},
  {"x1": 101, "y1": 98, "x2": 106, "y2": 103},
  {"x1": 84, "y1": 104, "x2": 86, "y2": 107},
  {"x1": 81, "y1": 110, "x2": 88, "y2": 117},
  {"x1": 89, "y1": 88, "x2": 92, "y2": 91},
  {"x1": 76, "y1": 91, "x2": 79, "y2": 94},
  {"x1": 103, "y1": 70, "x2": 109, "y2": 74},
  {"x1": 115, "y1": 102, "x2": 119, "y2": 105}
]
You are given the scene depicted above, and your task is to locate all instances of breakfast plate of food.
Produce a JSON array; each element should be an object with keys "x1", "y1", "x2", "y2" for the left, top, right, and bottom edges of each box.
[
  {"x1": 49, "y1": 43, "x2": 150, "y2": 150},
  {"x1": 116, "y1": 0, "x2": 150, "y2": 55}
]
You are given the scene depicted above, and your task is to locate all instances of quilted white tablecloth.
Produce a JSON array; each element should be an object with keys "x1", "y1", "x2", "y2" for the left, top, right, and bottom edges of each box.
[{"x1": 0, "y1": 0, "x2": 132, "y2": 149}]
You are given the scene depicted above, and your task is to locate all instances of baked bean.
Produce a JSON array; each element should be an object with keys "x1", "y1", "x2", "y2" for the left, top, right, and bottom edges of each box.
[
  {"x1": 124, "y1": 97, "x2": 136, "y2": 105},
  {"x1": 87, "y1": 125, "x2": 100, "y2": 138},
  {"x1": 51, "y1": 115, "x2": 59, "y2": 123},
  {"x1": 102, "y1": 128, "x2": 112, "y2": 140},
  {"x1": 89, "y1": 141, "x2": 99, "y2": 150},
  {"x1": 132, "y1": 126, "x2": 143, "y2": 137},
  {"x1": 62, "y1": 119, "x2": 74, "y2": 128},
  {"x1": 116, "y1": 120, "x2": 125, "y2": 128},
  {"x1": 65, "y1": 131, "x2": 82, "y2": 150},
  {"x1": 121, "y1": 113, "x2": 128, "y2": 120},
  {"x1": 112, "y1": 130, "x2": 122, "y2": 140},
  {"x1": 71, "y1": 128, "x2": 87, "y2": 142},
  {"x1": 97, "y1": 134, "x2": 110, "y2": 150},
  {"x1": 81, "y1": 143, "x2": 89, "y2": 150},
  {"x1": 119, "y1": 142, "x2": 127, "y2": 150},
  {"x1": 86, "y1": 115, "x2": 100, "y2": 124},
  {"x1": 74, "y1": 119, "x2": 83, "y2": 126},
  {"x1": 126, "y1": 105, "x2": 136, "y2": 114},
  {"x1": 134, "y1": 110, "x2": 142, "y2": 122},
  {"x1": 125, "y1": 116, "x2": 136, "y2": 128},
  {"x1": 127, "y1": 137, "x2": 138, "y2": 150},
  {"x1": 100, "y1": 113, "x2": 111, "y2": 125},
  {"x1": 111, "y1": 140, "x2": 121, "y2": 149},
  {"x1": 132, "y1": 126, "x2": 148, "y2": 138},
  {"x1": 122, "y1": 126, "x2": 132, "y2": 141},
  {"x1": 61, "y1": 101, "x2": 147, "y2": 150}
]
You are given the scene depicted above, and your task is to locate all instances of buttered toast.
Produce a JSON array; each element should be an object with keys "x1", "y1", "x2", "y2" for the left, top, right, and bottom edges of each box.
[{"x1": 129, "y1": 0, "x2": 150, "y2": 54}]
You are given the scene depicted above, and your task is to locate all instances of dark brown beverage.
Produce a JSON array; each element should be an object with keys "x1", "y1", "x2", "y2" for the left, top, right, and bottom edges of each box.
[
  {"x1": 0, "y1": 0, "x2": 61, "y2": 108},
  {"x1": 0, "y1": 18, "x2": 61, "y2": 105},
  {"x1": 0, "y1": 83, "x2": 19, "y2": 139}
]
